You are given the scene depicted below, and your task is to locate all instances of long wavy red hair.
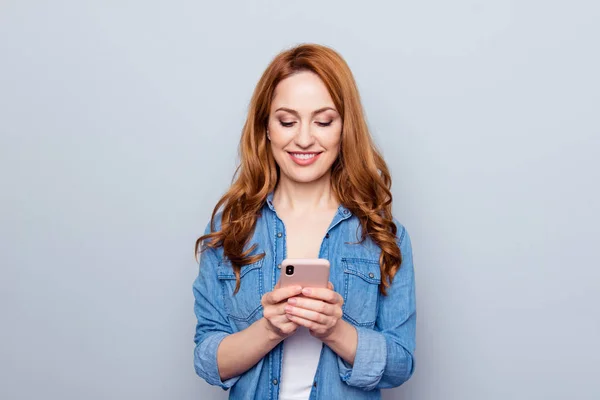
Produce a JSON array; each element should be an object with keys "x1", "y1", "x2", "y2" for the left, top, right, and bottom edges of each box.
[{"x1": 195, "y1": 43, "x2": 403, "y2": 295}]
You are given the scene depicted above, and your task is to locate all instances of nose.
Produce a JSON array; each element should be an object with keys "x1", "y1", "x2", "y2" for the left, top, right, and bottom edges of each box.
[{"x1": 294, "y1": 122, "x2": 316, "y2": 148}]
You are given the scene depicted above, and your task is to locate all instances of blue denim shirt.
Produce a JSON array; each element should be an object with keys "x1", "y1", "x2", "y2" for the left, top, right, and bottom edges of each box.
[{"x1": 193, "y1": 193, "x2": 416, "y2": 399}]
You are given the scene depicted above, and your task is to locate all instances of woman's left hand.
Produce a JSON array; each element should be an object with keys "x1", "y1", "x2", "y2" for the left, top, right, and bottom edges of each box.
[{"x1": 284, "y1": 282, "x2": 344, "y2": 339}]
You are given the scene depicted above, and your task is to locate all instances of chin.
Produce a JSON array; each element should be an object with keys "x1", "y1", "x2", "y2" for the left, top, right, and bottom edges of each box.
[
  {"x1": 290, "y1": 175, "x2": 322, "y2": 184},
  {"x1": 275, "y1": 156, "x2": 335, "y2": 184},
  {"x1": 286, "y1": 169, "x2": 330, "y2": 184}
]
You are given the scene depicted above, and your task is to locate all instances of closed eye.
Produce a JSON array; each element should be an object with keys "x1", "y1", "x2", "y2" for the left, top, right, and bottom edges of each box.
[
  {"x1": 279, "y1": 121, "x2": 295, "y2": 128},
  {"x1": 316, "y1": 121, "x2": 333, "y2": 127}
]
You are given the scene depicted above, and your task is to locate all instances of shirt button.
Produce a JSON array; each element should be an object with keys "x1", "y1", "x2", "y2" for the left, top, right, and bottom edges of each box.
[
  {"x1": 313, "y1": 381, "x2": 317, "y2": 387},
  {"x1": 325, "y1": 233, "x2": 330, "y2": 238},
  {"x1": 369, "y1": 272, "x2": 375, "y2": 278},
  {"x1": 272, "y1": 379, "x2": 278, "y2": 385},
  {"x1": 277, "y1": 232, "x2": 282, "y2": 238},
  {"x1": 277, "y1": 264, "x2": 281, "y2": 269}
]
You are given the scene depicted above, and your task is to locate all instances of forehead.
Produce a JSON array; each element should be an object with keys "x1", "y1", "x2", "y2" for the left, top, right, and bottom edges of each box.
[{"x1": 271, "y1": 71, "x2": 335, "y2": 110}]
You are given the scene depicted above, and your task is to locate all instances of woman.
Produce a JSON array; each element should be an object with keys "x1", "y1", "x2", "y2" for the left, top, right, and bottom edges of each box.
[{"x1": 193, "y1": 43, "x2": 416, "y2": 400}]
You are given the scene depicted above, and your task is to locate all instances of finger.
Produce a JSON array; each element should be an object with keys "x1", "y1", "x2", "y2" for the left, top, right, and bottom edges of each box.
[
  {"x1": 268, "y1": 285, "x2": 304, "y2": 304},
  {"x1": 285, "y1": 313, "x2": 324, "y2": 332},
  {"x1": 327, "y1": 281, "x2": 334, "y2": 290},
  {"x1": 270, "y1": 314, "x2": 295, "y2": 327},
  {"x1": 285, "y1": 304, "x2": 329, "y2": 325},
  {"x1": 280, "y1": 321, "x2": 299, "y2": 335},
  {"x1": 263, "y1": 302, "x2": 289, "y2": 318},
  {"x1": 301, "y1": 287, "x2": 343, "y2": 304},
  {"x1": 287, "y1": 297, "x2": 333, "y2": 316}
]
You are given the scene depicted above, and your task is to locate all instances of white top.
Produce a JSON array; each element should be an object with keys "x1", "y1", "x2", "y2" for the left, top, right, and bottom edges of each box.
[{"x1": 279, "y1": 326, "x2": 322, "y2": 400}]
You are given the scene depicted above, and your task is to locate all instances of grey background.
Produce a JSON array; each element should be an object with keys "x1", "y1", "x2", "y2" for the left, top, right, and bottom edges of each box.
[{"x1": 1, "y1": 1, "x2": 599, "y2": 399}]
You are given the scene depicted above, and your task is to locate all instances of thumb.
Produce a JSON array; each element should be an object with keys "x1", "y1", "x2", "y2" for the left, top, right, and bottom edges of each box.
[{"x1": 327, "y1": 281, "x2": 334, "y2": 290}]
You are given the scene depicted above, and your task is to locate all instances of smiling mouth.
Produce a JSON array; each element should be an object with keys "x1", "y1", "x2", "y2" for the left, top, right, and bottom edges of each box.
[{"x1": 288, "y1": 152, "x2": 322, "y2": 159}]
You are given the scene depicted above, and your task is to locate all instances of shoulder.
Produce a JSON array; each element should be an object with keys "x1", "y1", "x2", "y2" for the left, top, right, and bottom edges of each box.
[
  {"x1": 204, "y1": 205, "x2": 269, "y2": 234},
  {"x1": 198, "y1": 211, "x2": 225, "y2": 263},
  {"x1": 201, "y1": 208, "x2": 267, "y2": 259},
  {"x1": 343, "y1": 215, "x2": 410, "y2": 246},
  {"x1": 392, "y1": 217, "x2": 409, "y2": 246},
  {"x1": 203, "y1": 211, "x2": 224, "y2": 236},
  {"x1": 391, "y1": 218, "x2": 414, "y2": 271},
  {"x1": 335, "y1": 215, "x2": 407, "y2": 261}
]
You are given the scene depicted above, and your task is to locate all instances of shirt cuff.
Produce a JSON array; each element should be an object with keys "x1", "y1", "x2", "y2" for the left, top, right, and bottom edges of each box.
[
  {"x1": 194, "y1": 331, "x2": 240, "y2": 390},
  {"x1": 337, "y1": 326, "x2": 387, "y2": 390}
]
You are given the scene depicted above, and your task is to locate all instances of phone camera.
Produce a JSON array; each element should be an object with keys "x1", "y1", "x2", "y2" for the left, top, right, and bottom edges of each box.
[{"x1": 285, "y1": 265, "x2": 294, "y2": 276}]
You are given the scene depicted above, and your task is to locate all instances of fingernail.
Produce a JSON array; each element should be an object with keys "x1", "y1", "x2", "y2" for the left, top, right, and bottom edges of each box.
[
  {"x1": 288, "y1": 298, "x2": 297, "y2": 305},
  {"x1": 302, "y1": 288, "x2": 312, "y2": 295},
  {"x1": 285, "y1": 305, "x2": 293, "y2": 313}
]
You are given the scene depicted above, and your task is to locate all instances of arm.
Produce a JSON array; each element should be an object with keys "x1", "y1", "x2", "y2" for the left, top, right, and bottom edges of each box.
[
  {"x1": 322, "y1": 319, "x2": 358, "y2": 364},
  {"x1": 193, "y1": 233, "x2": 303, "y2": 387},
  {"x1": 192, "y1": 243, "x2": 241, "y2": 389},
  {"x1": 336, "y1": 225, "x2": 417, "y2": 390},
  {"x1": 216, "y1": 318, "x2": 282, "y2": 380}
]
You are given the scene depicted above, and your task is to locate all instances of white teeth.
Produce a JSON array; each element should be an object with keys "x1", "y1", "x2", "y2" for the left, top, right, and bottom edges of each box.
[{"x1": 291, "y1": 153, "x2": 316, "y2": 160}]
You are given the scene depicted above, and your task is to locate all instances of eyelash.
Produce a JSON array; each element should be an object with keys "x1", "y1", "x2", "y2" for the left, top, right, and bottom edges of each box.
[{"x1": 279, "y1": 121, "x2": 333, "y2": 128}]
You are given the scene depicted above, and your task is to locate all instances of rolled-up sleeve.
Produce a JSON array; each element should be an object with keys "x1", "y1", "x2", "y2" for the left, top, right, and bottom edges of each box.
[
  {"x1": 338, "y1": 223, "x2": 417, "y2": 390},
  {"x1": 192, "y1": 223, "x2": 240, "y2": 390}
]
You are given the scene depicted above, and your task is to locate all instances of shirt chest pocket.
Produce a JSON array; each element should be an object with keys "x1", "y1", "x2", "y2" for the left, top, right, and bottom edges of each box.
[
  {"x1": 217, "y1": 259, "x2": 264, "y2": 327},
  {"x1": 341, "y1": 258, "x2": 381, "y2": 328}
]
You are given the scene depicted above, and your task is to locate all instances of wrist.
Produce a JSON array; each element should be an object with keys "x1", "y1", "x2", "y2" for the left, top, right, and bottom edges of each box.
[
  {"x1": 259, "y1": 317, "x2": 286, "y2": 344},
  {"x1": 322, "y1": 320, "x2": 358, "y2": 366},
  {"x1": 322, "y1": 319, "x2": 349, "y2": 346}
]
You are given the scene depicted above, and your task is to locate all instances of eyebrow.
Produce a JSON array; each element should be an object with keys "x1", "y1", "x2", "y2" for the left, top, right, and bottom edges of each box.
[{"x1": 274, "y1": 107, "x2": 337, "y2": 117}]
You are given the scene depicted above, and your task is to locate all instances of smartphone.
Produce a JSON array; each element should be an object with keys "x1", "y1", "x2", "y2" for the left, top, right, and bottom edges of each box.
[{"x1": 279, "y1": 258, "x2": 330, "y2": 288}]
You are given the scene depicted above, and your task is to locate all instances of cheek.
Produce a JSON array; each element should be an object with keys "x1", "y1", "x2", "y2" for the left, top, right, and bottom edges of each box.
[
  {"x1": 320, "y1": 129, "x2": 342, "y2": 153},
  {"x1": 268, "y1": 127, "x2": 293, "y2": 146},
  {"x1": 268, "y1": 132, "x2": 290, "y2": 165}
]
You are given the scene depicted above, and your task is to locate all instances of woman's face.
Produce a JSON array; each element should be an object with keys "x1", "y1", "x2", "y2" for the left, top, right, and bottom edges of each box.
[{"x1": 267, "y1": 71, "x2": 342, "y2": 184}]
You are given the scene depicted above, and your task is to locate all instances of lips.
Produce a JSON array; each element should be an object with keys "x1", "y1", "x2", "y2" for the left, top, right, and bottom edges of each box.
[
  {"x1": 290, "y1": 152, "x2": 317, "y2": 160},
  {"x1": 287, "y1": 151, "x2": 322, "y2": 166}
]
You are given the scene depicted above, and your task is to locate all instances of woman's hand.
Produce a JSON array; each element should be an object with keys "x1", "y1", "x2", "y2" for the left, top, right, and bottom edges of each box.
[
  {"x1": 284, "y1": 282, "x2": 344, "y2": 340},
  {"x1": 261, "y1": 283, "x2": 303, "y2": 341}
]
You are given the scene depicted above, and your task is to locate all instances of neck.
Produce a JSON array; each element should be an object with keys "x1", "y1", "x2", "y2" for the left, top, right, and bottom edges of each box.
[{"x1": 273, "y1": 172, "x2": 338, "y2": 213}]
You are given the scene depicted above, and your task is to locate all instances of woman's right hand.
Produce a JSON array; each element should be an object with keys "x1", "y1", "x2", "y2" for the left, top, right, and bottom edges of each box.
[{"x1": 261, "y1": 283, "x2": 303, "y2": 341}]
